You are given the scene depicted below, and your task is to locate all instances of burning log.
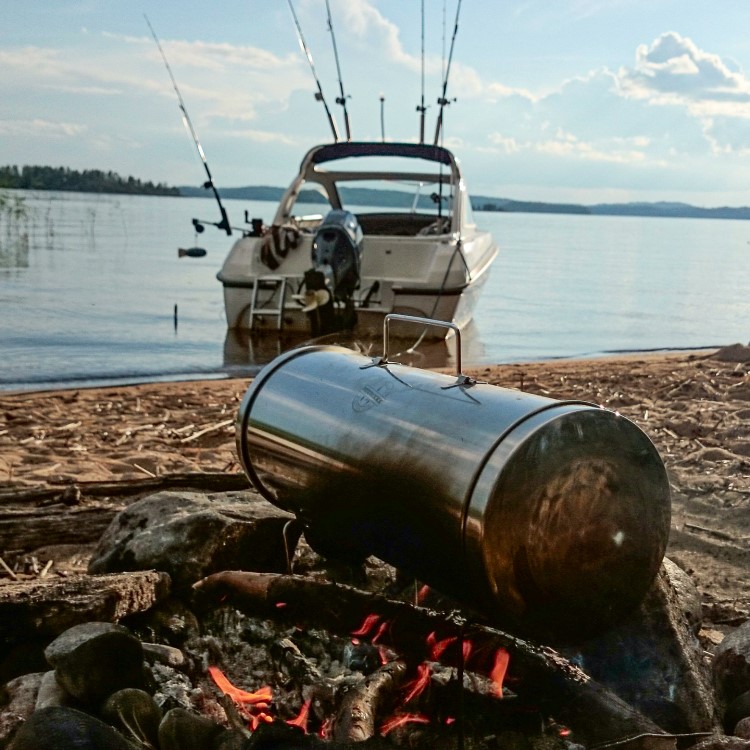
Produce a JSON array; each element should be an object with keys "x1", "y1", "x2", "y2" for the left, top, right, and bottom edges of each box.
[{"x1": 194, "y1": 571, "x2": 673, "y2": 748}]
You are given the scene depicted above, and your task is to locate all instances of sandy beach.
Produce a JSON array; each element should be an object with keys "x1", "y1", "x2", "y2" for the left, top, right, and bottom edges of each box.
[{"x1": 1, "y1": 345, "x2": 748, "y2": 626}]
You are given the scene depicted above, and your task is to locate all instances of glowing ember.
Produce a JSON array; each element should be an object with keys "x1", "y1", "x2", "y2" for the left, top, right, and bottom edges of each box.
[
  {"x1": 371, "y1": 620, "x2": 389, "y2": 644},
  {"x1": 380, "y1": 712, "x2": 431, "y2": 735},
  {"x1": 462, "y1": 639, "x2": 473, "y2": 662},
  {"x1": 402, "y1": 662, "x2": 432, "y2": 704},
  {"x1": 377, "y1": 645, "x2": 391, "y2": 664},
  {"x1": 417, "y1": 584, "x2": 431, "y2": 603},
  {"x1": 319, "y1": 716, "x2": 334, "y2": 739},
  {"x1": 489, "y1": 648, "x2": 510, "y2": 697},
  {"x1": 352, "y1": 613, "x2": 381, "y2": 636},
  {"x1": 426, "y1": 632, "x2": 457, "y2": 661},
  {"x1": 286, "y1": 699, "x2": 311, "y2": 732}
]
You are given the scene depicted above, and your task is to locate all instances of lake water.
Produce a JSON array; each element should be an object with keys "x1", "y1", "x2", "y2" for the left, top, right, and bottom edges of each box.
[{"x1": 1, "y1": 189, "x2": 748, "y2": 391}]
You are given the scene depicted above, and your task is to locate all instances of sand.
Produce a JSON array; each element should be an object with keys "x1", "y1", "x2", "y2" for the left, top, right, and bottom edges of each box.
[{"x1": 1, "y1": 344, "x2": 748, "y2": 625}]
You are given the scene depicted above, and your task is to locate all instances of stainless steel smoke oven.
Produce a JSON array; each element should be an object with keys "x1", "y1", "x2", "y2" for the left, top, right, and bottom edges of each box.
[{"x1": 236, "y1": 318, "x2": 670, "y2": 640}]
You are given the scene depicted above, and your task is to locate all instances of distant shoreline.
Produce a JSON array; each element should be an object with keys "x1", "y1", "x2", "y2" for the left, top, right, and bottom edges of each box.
[{"x1": 6, "y1": 181, "x2": 750, "y2": 221}]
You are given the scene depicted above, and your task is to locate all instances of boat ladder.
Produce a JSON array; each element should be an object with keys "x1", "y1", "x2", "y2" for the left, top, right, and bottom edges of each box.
[{"x1": 248, "y1": 275, "x2": 287, "y2": 330}]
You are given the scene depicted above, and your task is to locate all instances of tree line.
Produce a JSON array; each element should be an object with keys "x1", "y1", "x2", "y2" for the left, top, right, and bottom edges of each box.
[{"x1": 0, "y1": 166, "x2": 179, "y2": 196}]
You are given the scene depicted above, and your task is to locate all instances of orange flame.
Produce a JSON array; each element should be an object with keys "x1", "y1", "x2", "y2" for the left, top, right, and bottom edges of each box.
[
  {"x1": 248, "y1": 712, "x2": 274, "y2": 731},
  {"x1": 380, "y1": 712, "x2": 430, "y2": 735},
  {"x1": 208, "y1": 666, "x2": 274, "y2": 705},
  {"x1": 462, "y1": 639, "x2": 473, "y2": 662},
  {"x1": 489, "y1": 648, "x2": 510, "y2": 697},
  {"x1": 402, "y1": 662, "x2": 431, "y2": 704},
  {"x1": 286, "y1": 699, "x2": 311, "y2": 732},
  {"x1": 352, "y1": 613, "x2": 381, "y2": 636}
]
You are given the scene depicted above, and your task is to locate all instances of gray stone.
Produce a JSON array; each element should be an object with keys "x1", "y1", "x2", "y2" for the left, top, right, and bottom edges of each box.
[
  {"x1": 44, "y1": 622, "x2": 146, "y2": 706},
  {"x1": 213, "y1": 729, "x2": 252, "y2": 749},
  {"x1": 562, "y1": 558, "x2": 719, "y2": 734},
  {"x1": 101, "y1": 688, "x2": 162, "y2": 748},
  {"x1": 35, "y1": 671, "x2": 73, "y2": 709},
  {"x1": 88, "y1": 491, "x2": 295, "y2": 589},
  {"x1": 44, "y1": 621, "x2": 130, "y2": 666},
  {"x1": 662, "y1": 557, "x2": 703, "y2": 634},
  {"x1": 735, "y1": 718, "x2": 750, "y2": 740},
  {"x1": 714, "y1": 621, "x2": 750, "y2": 713},
  {"x1": 7, "y1": 705, "x2": 139, "y2": 750},
  {"x1": 726, "y1": 691, "x2": 750, "y2": 735},
  {"x1": 689, "y1": 735, "x2": 750, "y2": 750},
  {"x1": 0, "y1": 672, "x2": 43, "y2": 746},
  {"x1": 158, "y1": 706, "x2": 226, "y2": 750}
]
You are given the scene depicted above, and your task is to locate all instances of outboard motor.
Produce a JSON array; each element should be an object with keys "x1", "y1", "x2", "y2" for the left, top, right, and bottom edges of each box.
[{"x1": 303, "y1": 210, "x2": 363, "y2": 335}]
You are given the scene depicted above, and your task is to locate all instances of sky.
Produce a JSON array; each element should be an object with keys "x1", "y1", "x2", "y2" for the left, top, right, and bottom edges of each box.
[{"x1": 4, "y1": 1, "x2": 750, "y2": 206}]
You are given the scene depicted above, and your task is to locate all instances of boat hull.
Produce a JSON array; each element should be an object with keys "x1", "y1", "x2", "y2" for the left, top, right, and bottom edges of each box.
[{"x1": 221, "y1": 252, "x2": 493, "y2": 341}]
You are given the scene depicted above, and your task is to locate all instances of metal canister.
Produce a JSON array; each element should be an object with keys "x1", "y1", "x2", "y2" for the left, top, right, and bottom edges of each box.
[{"x1": 236, "y1": 318, "x2": 670, "y2": 641}]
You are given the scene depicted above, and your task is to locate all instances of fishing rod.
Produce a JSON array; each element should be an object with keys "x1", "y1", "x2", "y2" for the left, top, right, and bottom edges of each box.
[
  {"x1": 433, "y1": 0, "x2": 463, "y2": 146},
  {"x1": 325, "y1": 0, "x2": 351, "y2": 141},
  {"x1": 287, "y1": 0, "x2": 341, "y2": 143},
  {"x1": 144, "y1": 14, "x2": 231, "y2": 236},
  {"x1": 417, "y1": 0, "x2": 427, "y2": 144}
]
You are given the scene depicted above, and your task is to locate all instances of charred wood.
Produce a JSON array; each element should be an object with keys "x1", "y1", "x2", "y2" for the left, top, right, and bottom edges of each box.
[{"x1": 332, "y1": 660, "x2": 408, "y2": 742}]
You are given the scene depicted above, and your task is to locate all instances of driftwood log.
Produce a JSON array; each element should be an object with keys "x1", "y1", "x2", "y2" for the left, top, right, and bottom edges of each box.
[
  {"x1": 0, "y1": 472, "x2": 251, "y2": 553},
  {"x1": 194, "y1": 571, "x2": 675, "y2": 749},
  {"x1": 0, "y1": 571, "x2": 171, "y2": 645}
]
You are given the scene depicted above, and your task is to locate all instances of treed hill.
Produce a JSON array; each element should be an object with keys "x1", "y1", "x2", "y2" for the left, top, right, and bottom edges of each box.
[{"x1": 0, "y1": 166, "x2": 179, "y2": 196}]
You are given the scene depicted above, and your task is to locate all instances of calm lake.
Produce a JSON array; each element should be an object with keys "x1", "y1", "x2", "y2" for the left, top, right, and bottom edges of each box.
[{"x1": 1, "y1": 190, "x2": 748, "y2": 391}]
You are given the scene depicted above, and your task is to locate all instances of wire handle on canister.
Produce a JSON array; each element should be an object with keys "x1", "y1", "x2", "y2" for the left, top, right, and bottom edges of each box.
[{"x1": 382, "y1": 314, "x2": 463, "y2": 376}]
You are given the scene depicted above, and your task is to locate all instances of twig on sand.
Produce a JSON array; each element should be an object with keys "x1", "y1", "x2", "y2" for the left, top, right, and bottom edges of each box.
[
  {"x1": 0, "y1": 555, "x2": 18, "y2": 580},
  {"x1": 180, "y1": 419, "x2": 233, "y2": 443}
]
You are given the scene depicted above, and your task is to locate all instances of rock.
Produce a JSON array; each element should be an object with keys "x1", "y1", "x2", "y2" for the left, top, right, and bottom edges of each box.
[
  {"x1": 158, "y1": 707, "x2": 226, "y2": 750},
  {"x1": 101, "y1": 688, "x2": 162, "y2": 748},
  {"x1": 662, "y1": 557, "x2": 703, "y2": 634},
  {"x1": 88, "y1": 491, "x2": 295, "y2": 589},
  {"x1": 213, "y1": 729, "x2": 252, "y2": 749},
  {"x1": 0, "y1": 672, "x2": 44, "y2": 746},
  {"x1": 735, "y1": 717, "x2": 750, "y2": 740},
  {"x1": 126, "y1": 596, "x2": 200, "y2": 647},
  {"x1": 35, "y1": 670, "x2": 73, "y2": 709},
  {"x1": 714, "y1": 621, "x2": 750, "y2": 714},
  {"x1": 726, "y1": 691, "x2": 750, "y2": 735},
  {"x1": 7, "y1": 706, "x2": 140, "y2": 750},
  {"x1": 44, "y1": 622, "x2": 147, "y2": 707},
  {"x1": 712, "y1": 344, "x2": 750, "y2": 364},
  {"x1": 689, "y1": 735, "x2": 750, "y2": 750},
  {"x1": 563, "y1": 558, "x2": 719, "y2": 734}
]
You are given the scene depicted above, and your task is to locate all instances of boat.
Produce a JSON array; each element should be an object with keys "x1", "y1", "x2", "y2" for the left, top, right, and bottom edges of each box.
[{"x1": 216, "y1": 140, "x2": 499, "y2": 341}]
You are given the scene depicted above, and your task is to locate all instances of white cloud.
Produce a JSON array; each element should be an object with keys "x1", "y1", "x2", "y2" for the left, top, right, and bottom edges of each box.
[
  {"x1": 0, "y1": 119, "x2": 87, "y2": 137},
  {"x1": 617, "y1": 32, "x2": 750, "y2": 115}
]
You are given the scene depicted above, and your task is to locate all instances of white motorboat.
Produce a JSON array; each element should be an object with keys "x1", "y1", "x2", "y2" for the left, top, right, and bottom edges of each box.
[{"x1": 216, "y1": 141, "x2": 498, "y2": 340}]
